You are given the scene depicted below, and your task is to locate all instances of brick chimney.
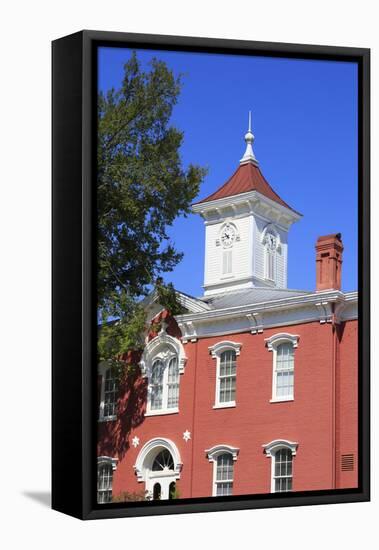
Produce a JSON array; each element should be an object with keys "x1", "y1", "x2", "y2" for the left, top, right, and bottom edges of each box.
[{"x1": 315, "y1": 233, "x2": 343, "y2": 291}]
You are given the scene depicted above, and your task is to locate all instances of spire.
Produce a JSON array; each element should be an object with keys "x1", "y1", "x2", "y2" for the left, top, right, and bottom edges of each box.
[{"x1": 240, "y1": 111, "x2": 258, "y2": 165}]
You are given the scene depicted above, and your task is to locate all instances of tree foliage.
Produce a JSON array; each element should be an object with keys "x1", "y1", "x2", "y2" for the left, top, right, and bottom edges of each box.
[
  {"x1": 97, "y1": 52, "x2": 206, "y2": 366},
  {"x1": 112, "y1": 490, "x2": 148, "y2": 502}
]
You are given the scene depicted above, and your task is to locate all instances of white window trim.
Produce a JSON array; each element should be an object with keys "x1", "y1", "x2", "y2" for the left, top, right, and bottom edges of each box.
[
  {"x1": 209, "y1": 341, "x2": 242, "y2": 408},
  {"x1": 222, "y1": 249, "x2": 233, "y2": 276},
  {"x1": 140, "y1": 333, "x2": 186, "y2": 416},
  {"x1": 265, "y1": 246, "x2": 276, "y2": 282},
  {"x1": 216, "y1": 221, "x2": 240, "y2": 247},
  {"x1": 262, "y1": 439, "x2": 298, "y2": 493},
  {"x1": 205, "y1": 445, "x2": 239, "y2": 497},
  {"x1": 97, "y1": 456, "x2": 118, "y2": 503},
  {"x1": 134, "y1": 437, "x2": 182, "y2": 483},
  {"x1": 261, "y1": 224, "x2": 281, "y2": 249},
  {"x1": 145, "y1": 353, "x2": 179, "y2": 416},
  {"x1": 140, "y1": 332, "x2": 187, "y2": 376},
  {"x1": 265, "y1": 333, "x2": 299, "y2": 403},
  {"x1": 98, "y1": 362, "x2": 117, "y2": 422},
  {"x1": 261, "y1": 224, "x2": 281, "y2": 282},
  {"x1": 97, "y1": 455, "x2": 118, "y2": 470},
  {"x1": 144, "y1": 408, "x2": 179, "y2": 417}
]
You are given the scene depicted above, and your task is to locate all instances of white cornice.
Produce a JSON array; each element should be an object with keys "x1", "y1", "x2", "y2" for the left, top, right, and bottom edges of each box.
[
  {"x1": 176, "y1": 290, "x2": 353, "y2": 323},
  {"x1": 192, "y1": 190, "x2": 301, "y2": 228},
  {"x1": 142, "y1": 289, "x2": 211, "y2": 314},
  {"x1": 175, "y1": 291, "x2": 358, "y2": 341}
]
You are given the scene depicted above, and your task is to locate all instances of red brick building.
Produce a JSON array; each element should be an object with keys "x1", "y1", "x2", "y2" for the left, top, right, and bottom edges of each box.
[{"x1": 97, "y1": 121, "x2": 358, "y2": 502}]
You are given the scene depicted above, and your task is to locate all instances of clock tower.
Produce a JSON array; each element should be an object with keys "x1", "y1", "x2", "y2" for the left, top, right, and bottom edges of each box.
[{"x1": 192, "y1": 114, "x2": 302, "y2": 296}]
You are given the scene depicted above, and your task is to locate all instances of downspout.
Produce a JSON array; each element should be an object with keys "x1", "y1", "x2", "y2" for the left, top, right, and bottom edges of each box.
[{"x1": 331, "y1": 304, "x2": 338, "y2": 489}]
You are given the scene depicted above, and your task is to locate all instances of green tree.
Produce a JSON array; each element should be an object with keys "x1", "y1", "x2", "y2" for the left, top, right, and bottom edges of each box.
[{"x1": 97, "y1": 52, "x2": 206, "y2": 368}]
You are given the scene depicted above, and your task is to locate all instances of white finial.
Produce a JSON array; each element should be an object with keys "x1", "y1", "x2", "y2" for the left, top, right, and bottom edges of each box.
[{"x1": 240, "y1": 111, "x2": 258, "y2": 165}]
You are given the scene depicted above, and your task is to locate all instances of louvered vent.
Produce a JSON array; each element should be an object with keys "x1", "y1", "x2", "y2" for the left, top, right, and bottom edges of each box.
[{"x1": 341, "y1": 454, "x2": 354, "y2": 471}]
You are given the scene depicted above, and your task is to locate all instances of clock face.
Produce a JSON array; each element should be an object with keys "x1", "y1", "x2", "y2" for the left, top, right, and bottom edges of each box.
[
  {"x1": 221, "y1": 224, "x2": 236, "y2": 248},
  {"x1": 265, "y1": 232, "x2": 277, "y2": 250}
]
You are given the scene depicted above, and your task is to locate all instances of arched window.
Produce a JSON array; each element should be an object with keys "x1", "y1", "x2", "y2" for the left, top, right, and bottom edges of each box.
[
  {"x1": 265, "y1": 333, "x2": 299, "y2": 402},
  {"x1": 139, "y1": 333, "x2": 187, "y2": 416},
  {"x1": 150, "y1": 359, "x2": 164, "y2": 411},
  {"x1": 167, "y1": 356, "x2": 179, "y2": 409},
  {"x1": 265, "y1": 233, "x2": 276, "y2": 280},
  {"x1": 206, "y1": 444, "x2": 239, "y2": 497},
  {"x1": 169, "y1": 481, "x2": 177, "y2": 499},
  {"x1": 152, "y1": 449, "x2": 175, "y2": 471},
  {"x1": 153, "y1": 483, "x2": 161, "y2": 500},
  {"x1": 98, "y1": 364, "x2": 118, "y2": 421},
  {"x1": 209, "y1": 341, "x2": 242, "y2": 408},
  {"x1": 97, "y1": 457, "x2": 118, "y2": 504},
  {"x1": 148, "y1": 354, "x2": 179, "y2": 414},
  {"x1": 262, "y1": 439, "x2": 297, "y2": 493}
]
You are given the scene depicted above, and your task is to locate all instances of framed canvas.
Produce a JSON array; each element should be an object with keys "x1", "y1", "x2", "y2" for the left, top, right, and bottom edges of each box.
[{"x1": 52, "y1": 30, "x2": 370, "y2": 520}]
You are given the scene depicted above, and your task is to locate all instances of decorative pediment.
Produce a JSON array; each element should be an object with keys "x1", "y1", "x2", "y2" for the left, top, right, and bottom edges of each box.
[
  {"x1": 205, "y1": 444, "x2": 240, "y2": 462},
  {"x1": 139, "y1": 332, "x2": 187, "y2": 377},
  {"x1": 262, "y1": 439, "x2": 298, "y2": 457},
  {"x1": 97, "y1": 456, "x2": 118, "y2": 471},
  {"x1": 265, "y1": 332, "x2": 299, "y2": 351},
  {"x1": 209, "y1": 340, "x2": 242, "y2": 358}
]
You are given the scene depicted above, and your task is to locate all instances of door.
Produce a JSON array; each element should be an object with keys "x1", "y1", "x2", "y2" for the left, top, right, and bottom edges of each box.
[{"x1": 146, "y1": 449, "x2": 177, "y2": 500}]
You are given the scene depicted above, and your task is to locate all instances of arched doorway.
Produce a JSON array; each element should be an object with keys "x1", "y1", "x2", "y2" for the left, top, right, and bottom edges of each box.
[
  {"x1": 147, "y1": 449, "x2": 177, "y2": 500},
  {"x1": 134, "y1": 438, "x2": 182, "y2": 500}
]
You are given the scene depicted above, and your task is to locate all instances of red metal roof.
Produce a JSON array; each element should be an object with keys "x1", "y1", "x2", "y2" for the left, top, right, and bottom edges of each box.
[{"x1": 194, "y1": 162, "x2": 297, "y2": 213}]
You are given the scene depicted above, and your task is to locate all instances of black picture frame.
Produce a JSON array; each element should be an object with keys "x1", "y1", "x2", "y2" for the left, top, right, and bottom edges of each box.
[{"x1": 52, "y1": 30, "x2": 370, "y2": 520}]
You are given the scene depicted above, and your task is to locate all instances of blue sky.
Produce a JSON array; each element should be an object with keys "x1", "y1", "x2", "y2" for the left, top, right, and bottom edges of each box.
[{"x1": 98, "y1": 47, "x2": 358, "y2": 295}]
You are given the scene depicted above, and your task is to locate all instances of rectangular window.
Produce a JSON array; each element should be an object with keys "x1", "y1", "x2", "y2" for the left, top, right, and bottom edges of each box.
[
  {"x1": 150, "y1": 360, "x2": 164, "y2": 410},
  {"x1": 97, "y1": 463, "x2": 113, "y2": 503},
  {"x1": 103, "y1": 368, "x2": 117, "y2": 418},
  {"x1": 267, "y1": 251, "x2": 275, "y2": 280},
  {"x1": 219, "y1": 350, "x2": 236, "y2": 404},
  {"x1": 273, "y1": 448, "x2": 293, "y2": 492},
  {"x1": 215, "y1": 454, "x2": 234, "y2": 496},
  {"x1": 222, "y1": 249, "x2": 232, "y2": 275},
  {"x1": 167, "y1": 356, "x2": 179, "y2": 409},
  {"x1": 274, "y1": 343, "x2": 294, "y2": 399}
]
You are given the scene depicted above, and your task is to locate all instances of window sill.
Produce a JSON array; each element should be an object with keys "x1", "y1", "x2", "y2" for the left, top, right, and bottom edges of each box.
[
  {"x1": 269, "y1": 397, "x2": 294, "y2": 403},
  {"x1": 213, "y1": 402, "x2": 236, "y2": 409},
  {"x1": 98, "y1": 415, "x2": 117, "y2": 422},
  {"x1": 144, "y1": 408, "x2": 179, "y2": 417}
]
